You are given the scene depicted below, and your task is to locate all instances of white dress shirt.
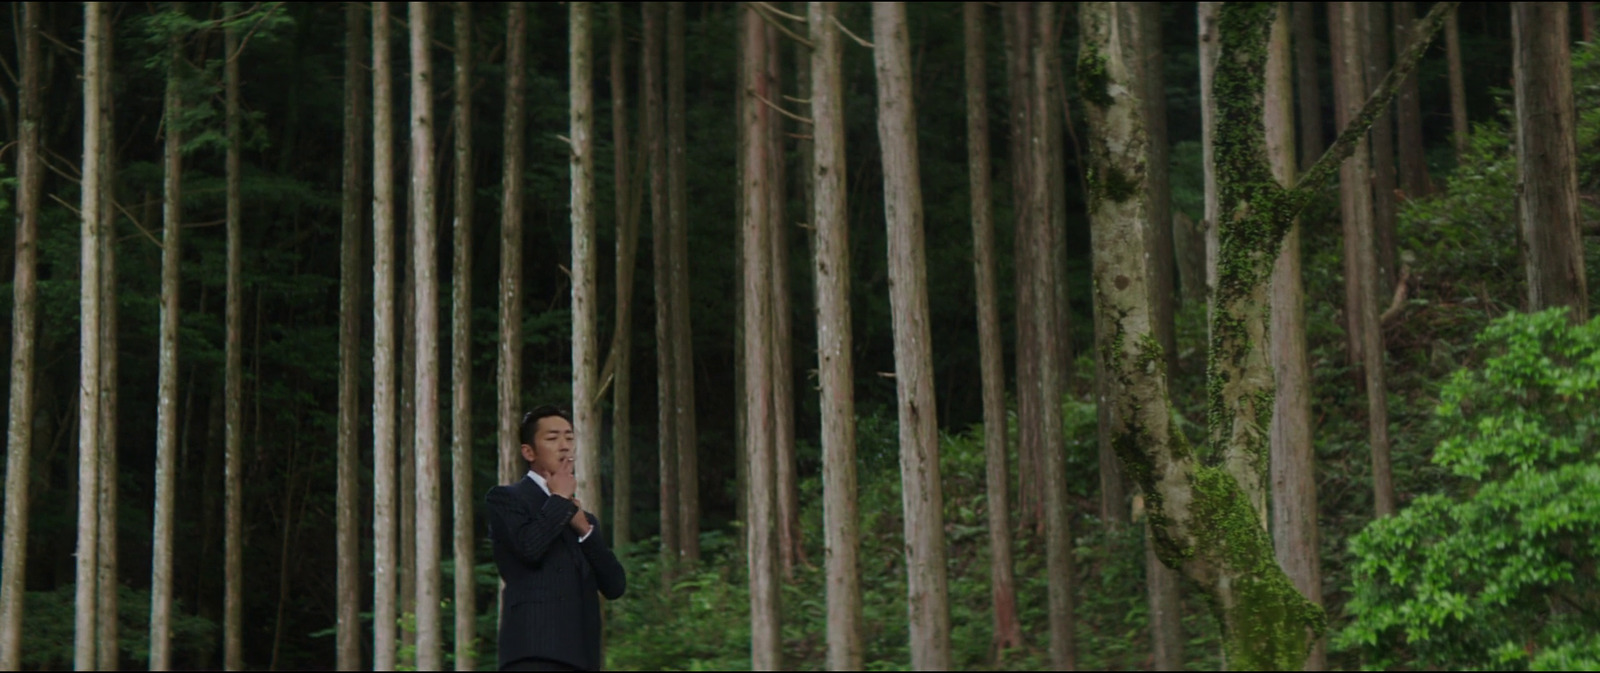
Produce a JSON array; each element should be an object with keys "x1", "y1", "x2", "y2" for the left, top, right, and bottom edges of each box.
[{"x1": 528, "y1": 470, "x2": 594, "y2": 543}]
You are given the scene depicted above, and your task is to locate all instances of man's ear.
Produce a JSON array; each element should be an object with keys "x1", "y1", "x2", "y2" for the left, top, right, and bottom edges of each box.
[{"x1": 520, "y1": 443, "x2": 537, "y2": 467}]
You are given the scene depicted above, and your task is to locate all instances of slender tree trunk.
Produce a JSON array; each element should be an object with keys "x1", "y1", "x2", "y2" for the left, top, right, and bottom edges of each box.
[
  {"x1": 399, "y1": 159, "x2": 418, "y2": 663},
  {"x1": 962, "y1": 2, "x2": 1022, "y2": 660},
  {"x1": 1200, "y1": 2, "x2": 1221, "y2": 331},
  {"x1": 1393, "y1": 2, "x2": 1427, "y2": 197},
  {"x1": 1266, "y1": 5, "x2": 1324, "y2": 669},
  {"x1": 1446, "y1": 7, "x2": 1467, "y2": 162},
  {"x1": 0, "y1": 5, "x2": 43, "y2": 666},
  {"x1": 609, "y1": 2, "x2": 636, "y2": 555},
  {"x1": 1332, "y1": 1, "x2": 1395, "y2": 518},
  {"x1": 766, "y1": 19, "x2": 800, "y2": 581},
  {"x1": 643, "y1": 3, "x2": 680, "y2": 577},
  {"x1": 874, "y1": 5, "x2": 952, "y2": 668},
  {"x1": 733, "y1": 6, "x2": 749, "y2": 555},
  {"x1": 94, "y1": 7, "x2": 120, "y2": 668},
  {"x1": 1002, "y1": 5, "x2": 1042, "y2": 535},
  {"x1": 337, "y1": 2, "x2": 366, "y2": 669},
  {"x1": 148, "y1": 7, "x2": 180, "y2": 666},
  {"x1": 449, "y1": 4, "x2": 475, "y2": 669},
  {"x1": 409, "y1": 3, "x2": 444, "y2": 668},
  {"x1": 741, "y1": 10, "x2": 781, "y2": 669},
  {"x1": 1365, "y1": 3, "x2": 1397, "y2": 294},
  {"x1": 809, "y1": 4, "x2": 862, "y2": 667},
  {"x1": 371, "y1": 3, "x2": 400, "y2": 668},
  {"x1": 1044, "y1": 6, "x2": 1072, "y2": 424},
  {"x1": 1514, "y1": 3, "x2": 1587, "y2": 322},
  {"x1": 497, "y1": 3, "x2": 527, "y2": 488},
  {"x1": 1294, "y1": 2, "x2": 1324, "y2": 173},
  {"x1": 572, "y1": 0, "x2": 602, "y2": 530},
  {"x1": 224, "y1": 5, "x2": 246, "y2": 669},
  {"x1": 667, "y1": 1, "x2": 699, "y2": 566},
  {"x1": 1583, "y1": 3, "x2": 1596, "y2": 43}
]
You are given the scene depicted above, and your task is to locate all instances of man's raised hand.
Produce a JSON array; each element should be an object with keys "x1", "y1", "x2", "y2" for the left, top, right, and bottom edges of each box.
[{"x1": 547, "y1": 461, "x2": 577, "y2": 499}]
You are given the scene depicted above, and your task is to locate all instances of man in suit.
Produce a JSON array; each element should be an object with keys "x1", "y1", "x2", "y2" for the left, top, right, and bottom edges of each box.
[{"x1": 486, "y1": 405, "x2": 627, "y2": 671}]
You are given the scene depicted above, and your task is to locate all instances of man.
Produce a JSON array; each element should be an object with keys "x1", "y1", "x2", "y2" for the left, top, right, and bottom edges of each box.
[{"x1": 486, "y1": 405, "x2": 626, "y2": 671}]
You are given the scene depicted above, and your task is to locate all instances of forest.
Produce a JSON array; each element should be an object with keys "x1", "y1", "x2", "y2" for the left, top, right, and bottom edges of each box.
[{"x1": 0, "y1": 1, "x2": 1598, "y2": 670}]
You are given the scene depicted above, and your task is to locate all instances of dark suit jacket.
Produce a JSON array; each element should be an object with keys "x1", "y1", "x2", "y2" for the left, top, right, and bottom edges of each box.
[{"x1": 486, "y1": 476, "x2": 626, "y2": 671}]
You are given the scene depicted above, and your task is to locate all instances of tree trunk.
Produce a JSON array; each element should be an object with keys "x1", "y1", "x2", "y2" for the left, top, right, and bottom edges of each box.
[
  {"x1": 1513, "y1": 2, "x2": 1588, "y2": 322},
  {"x1": 1002, "y1": 5, "x2": 1042, "y2": 535},
  {"x1": 667, "y1": 1, "x2": 700, "y2": 566},
  {"x1": 497, "y1": 3, "x2": 527, "y2": 488},
  {"x1": 148, "y1": 6, "x2": 180, "y2": 666},
  {"x1": 336, "y1": 3, "x2": 366, "y2": 670},
  {"x1": 93, "y1": 7, "x2": 120, "y2": 668},
  {"x1": 766, "y1": 19, "x2": 800, "y2": 582},
  {"x1": 1365, "y1": 3, "x2": 1398, "y2": 294},
  {"x1": 571, "y1": 0, "x2": 602, "y2": 535},
  {"x1": 1200, "y1": 1, "x2": 1221, "y2": 332},
  {"x1": 1332, "y1": 1, "x2": 1395, "y2": 518},
  {"x1": 609, "y1": 1, "x2": 636, "y2": 555},
  {"x1": 1446, "y1": 7, "x2": 1467, "y2": 162},
  {"x1": 873, "y1": 5, "x2": 952, "y2": 668},
  {"x1": 409, "y1": 3, "x2": 444, "y2": 667},
  {"x1": 643, "y1": 3, "x2": 680, "y2": 577},
  {"x1": 1294, "y1": 2, "x2": 1324, "y2": 173},
  {"x1": 962, "y1": 2, "x2": 1022, "y2": 660},
  {"x1": 449, "y1": 3, "x2": 475, "y2": 669},
  {"x1": 0, "y1": 4, "x2": 42, "y2": 666},
  {"x1": 1583, "y1": 2, "x2": 1596, "y2": 43},
  {"x1": 372, "y1": 3, "x2": 400, "y2": 668},
  {"x1": 741, "y1": 9, "x2": 781, "y2": 669},
  {"x1": 1393, "y1": 2, "x2": 1427, "y2": 197},
  {"x1": 1266, "y1": 5, "x2": 1324, "y2": 668},
  {"x1": 224, "y1": 5, "x2": 246, "y2": 668},
  {"x1": 809, "y1": 4, "x2": 862, "y2": 667}
]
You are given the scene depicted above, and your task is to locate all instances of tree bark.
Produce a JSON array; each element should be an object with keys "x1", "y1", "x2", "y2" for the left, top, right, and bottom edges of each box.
[
  {"x1": 609, "y1": 2, "x2": 637, "y2": 555},
  {"x1": 963, "y1": 2, "x2": 1023, "y2": 660},
  {"x1": 94, "y1": 7, "x2": 120, "y2": 669},
  {"x1": 667, "y1": 1, "x2": 699, "y2": 566},
  {"x1": 571, "y1": 0, "x2": 602, "y2": 536},
  {"x1": 1266, "y1": 5, "x2": 1324, "y2": 668},
  {"x1": 643, "y1": 3, "x2": 680, "y2": 576},
  {"x1": 148, "y1": 6, "x2": 180, "y2": 666},
  {"x1": 766, "y1": 18, "x2": 800, "y2": 582},
  {"x1": 372, "y1": 3, "x2": 400, "y2": 668},
  {"x1": 336, "y1": 3, "x2": 366, "y2": 670},
  {"x1": 1365, "y1": 3, "x2": 1398, "y2": 294},
  {"x1": 1393, "y1": 1, "x2": 1427, "y2": 197},
  {"x1": 741, "y1": 10, "x2": 781, "y2": 669},
  {"x1": 1200, "y1": 2, "x2": 1221, "y2": 332},
  {"x1": 1002, "y1": 5, "x2": 1042, "y2": 535},
  {"x1": 1583, "y1": 2, "x2": 1596, "y2": 43},
  {"x1": 1513, "y1": 2, "x2": 1588, "y2": 322},
  {"x1": 1293, "y1": 2, "x2": 1324, "y2": 174},
  {"x1": 810, "y1": 4, "x2": 862, "y2": 667},
  {"x1": 873, "y1": 5, "x2": 953, "y2": 668},
  {"x1": 224, "y1": 5, "x2": 246, "y2": 668},
  {"x1": 1446, "y1": 7, "x2": 1467, "y2": 162},
  {"x1": 409, "y1": 3, "x2": 444, "y2": 667},
  {"x1": 449, "y1": 3, "x2": 475, "y2": 669},
  {"x1": 497, "y1": 3, "x2": 527, "y2": 488},
  {"x1": 0, "y1": 4, "x2": 42, "y2": 667}
]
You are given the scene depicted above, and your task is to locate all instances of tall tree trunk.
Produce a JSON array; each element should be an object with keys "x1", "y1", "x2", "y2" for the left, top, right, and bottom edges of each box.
[
  {"x1": 1331, "y1": 1, "x2": 1395, "y2": 518},
  {"x1": 224, "y1": 5, "x2": 246, "y2": 668},
  {"x1": 497, "y1": 3, "x2": 527, "y2": 488},
  {"x1": 962, "y1": 2, "x2": 1022, "y2": 660},
  {"x1": 1365, "y1": 3, "x2": 1398, "y2": 294},
  {"x1": 1393, "y1": 2, "x2": 1427, "y2": 197},
  {"x1": 449, "y1": 3, "x2": 475, "y2": 669},
  {"x1": 409, "y1": 3, "x2": 444, "y2": 668},
  {"x1": 95, "y1": 6, "x2": 120, "y2": 668},
  {"x1": 571, "y1": 0, "x2": 602, "y2": 530},
  {"x1": 1002, "y1": 5, "x2": 1042, "y2": 535},
  {"x1": 371, "y1": 3, "x2": 400, "y2": 668},
  {"x1": 1513, "y1": 2, "x2": 1587, "y2": 322},
  {"x1": 667, "y1": 1, "x2": 699, "y2": 566},
  {"x1": 1583, "y1": 2, "x2": 1596, "y2": 43},
  {"x1": 609, "y1": 2, "x2": 636, "y2": 555},
  {"x1": 1029, "y1": 4, "x2": 1073, "y2": 669},
  {"x1": 766, "y1": 19, "x2": 799, "y2": 581},
  {"x1": 1294, "y1": 2, "x2": 1324, "y2": 173},
  {"x1": 741, "y1": 9, "x2": 781, "y2": 669},
  {"x1": 0, "y1": 5, "x2": 42, "y2": 666},
  {"x1": 337, "y1": 3, "x2": 366, "y2": 670},
  {"x1": 873, "y1": 5, "x2": 952, "y2": 668},
  {"x1": 643, "y1": 3, "x2": 680, "y2": 576},
  {"x1": 1199, "y1": 1, "x2": 1221, "y2": 331},
  {"x1": 1266, "y1": 5, "x2": 1324, "y2": 669},
  {"x1": 399, "y1": 160, "x2": 418, "y2": 663},
  {"x1": 148, "y1": 6, "x2": 180, "y2": 666},
  {"x1": 1446, "y1": 7, "x2": 1467, "y2": 162},
  {"x1": 809, "y1": 4, "x2": 862, "y2": 667}
]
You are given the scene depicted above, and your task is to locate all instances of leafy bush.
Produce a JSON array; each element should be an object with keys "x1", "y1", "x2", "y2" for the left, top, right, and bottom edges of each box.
[{"x1": 1337, "y1": 309, "x2": 1600, "y2": 670}]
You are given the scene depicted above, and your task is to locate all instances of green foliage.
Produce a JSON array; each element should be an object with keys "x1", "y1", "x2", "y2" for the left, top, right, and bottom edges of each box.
[
  {"x1": 1337, "y1": 309, "x2": 1600, "y2": 670},
  {"x1": 19, "y1": 585, "x2": 218, "y2": 670}
]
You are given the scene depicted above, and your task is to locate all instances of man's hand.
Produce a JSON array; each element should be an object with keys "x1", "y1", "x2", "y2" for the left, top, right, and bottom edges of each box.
[
  {"x1": 547, "y1": 461, "x2": 577, "y2": 498},
  {"x1": 568, "y1": 497, "x2": 594, "y2": 536}
]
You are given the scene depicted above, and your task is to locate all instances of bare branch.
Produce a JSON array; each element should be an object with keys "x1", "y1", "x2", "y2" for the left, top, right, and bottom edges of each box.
[
  {"x1": 832, "y1": 15, "x2": 874, "y2": 48},
  {"x1": 1380, "y1": 265, "x2": 1412, "y2": 326},
  {"x1": 751, "y1": 3, "x2": 814, "y2": 49},
  {"x1": 753, "y1": 2, "x2": 804, "y2": 22},
  {"x1": 751, "y1": 90, "x2": 813, "y2": 125}
]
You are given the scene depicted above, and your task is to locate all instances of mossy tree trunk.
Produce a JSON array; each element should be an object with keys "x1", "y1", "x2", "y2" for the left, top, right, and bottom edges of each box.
[{"x1": 1082, "y1": 3, "x2": 1456, "y2": 669}]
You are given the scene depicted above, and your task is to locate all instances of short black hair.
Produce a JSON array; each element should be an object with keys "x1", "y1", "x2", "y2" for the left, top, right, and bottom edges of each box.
[{"x1": 519, "y1": 405, "x2": 573, "y2": 447}]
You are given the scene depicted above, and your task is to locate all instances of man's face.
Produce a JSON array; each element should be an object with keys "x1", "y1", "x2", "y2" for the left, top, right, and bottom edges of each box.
[{"x1": 521, "y1": 415, "x2": 575, "y2": 478}]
